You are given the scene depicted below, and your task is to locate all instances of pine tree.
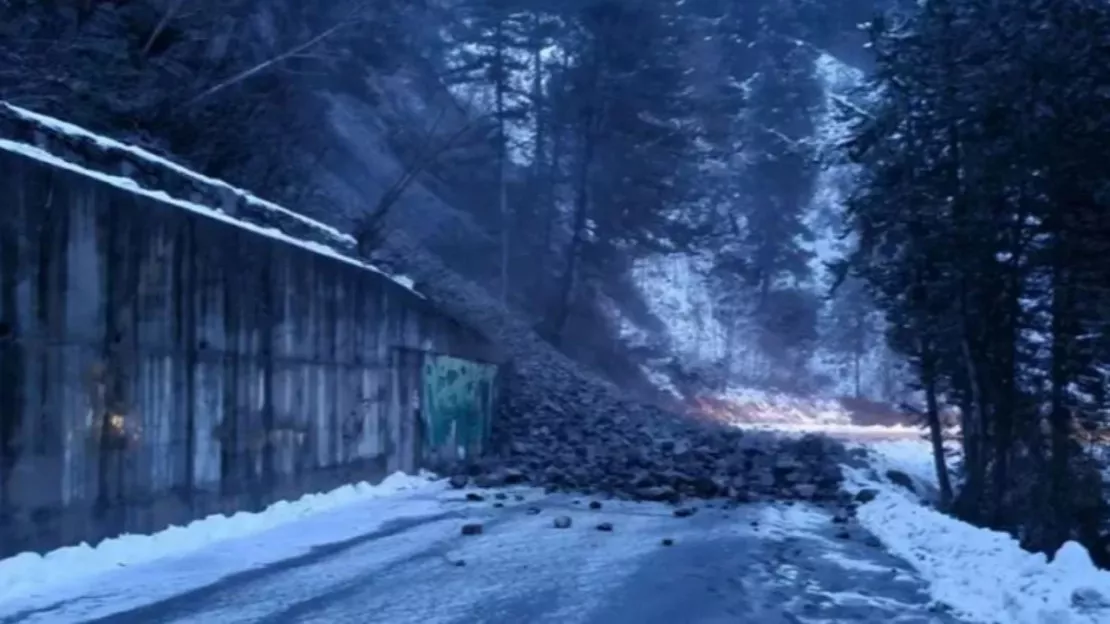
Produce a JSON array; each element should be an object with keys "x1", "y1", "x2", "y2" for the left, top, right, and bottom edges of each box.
[
  {"x1": 440, "y1": 0, "x2": 531, "y2": 300},
  {"x1": 825, "y1": 276, "x2": 879, "y2": 399},
  {"x1": 843, "y1": 0, "x2": 1110, "y2": 562},
  {"x1": 544, "y1": 0, "x2": 698, "y2": 341}
]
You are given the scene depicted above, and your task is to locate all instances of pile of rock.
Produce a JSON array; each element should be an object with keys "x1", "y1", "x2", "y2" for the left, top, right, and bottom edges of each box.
[
  {"x1": 376, "y1": 234, "x2": 848, "y2": 505},
  {"x1": 472, "y1": 359, "x2": 847, "y2": 504}
]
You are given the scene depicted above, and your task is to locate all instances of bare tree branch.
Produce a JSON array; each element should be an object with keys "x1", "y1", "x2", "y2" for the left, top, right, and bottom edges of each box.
[
  {"x1": 355, "y1": 110, "x2": 491, "y2": 254},
  {"x1": 184, "y1": 12, "x2": 362, "y2": 107},
  {"x1": 141, "y1": 0, "x2": 186, "y2": 57}
]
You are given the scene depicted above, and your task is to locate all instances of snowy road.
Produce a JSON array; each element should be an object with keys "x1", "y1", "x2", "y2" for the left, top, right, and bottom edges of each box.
[{"x1": 1, "y1": 488, "x2": 966, "y2": 624}]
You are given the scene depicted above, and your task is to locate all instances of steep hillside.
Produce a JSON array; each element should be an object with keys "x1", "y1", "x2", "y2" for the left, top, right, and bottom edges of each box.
[
  {"x1": 0, "y1": 0, "x2": 500, "y2": 268},
  {"x1": 632, "y1": 48, "x2": 910, "y2": 405},
  {"x1": 0, "y1": 0, "x2": 912, "y2": 401}
]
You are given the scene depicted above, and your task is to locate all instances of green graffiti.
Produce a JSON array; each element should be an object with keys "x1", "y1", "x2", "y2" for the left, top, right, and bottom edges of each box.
[{"x1": 421, "y1": 354, "x2": 497, "y2": 460}]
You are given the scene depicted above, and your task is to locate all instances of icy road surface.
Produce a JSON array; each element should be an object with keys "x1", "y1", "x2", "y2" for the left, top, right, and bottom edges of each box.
[{"x1": 0, "y1": 489, "x2": 965, "y2": 624}]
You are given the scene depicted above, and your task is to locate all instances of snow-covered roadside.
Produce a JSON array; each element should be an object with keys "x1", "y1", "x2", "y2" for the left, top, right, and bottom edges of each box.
[
  {"x1": 741, "y1": 422, "x2": 926, "y2": 440},
  {"x1": 0, "y1": 471, "x2": 442, "y2": 610},
  {"x1": 705, "y1": 387, "x2": 858, "y2": 426},
  {"x1": 861, "y1": 439, "x2": 950, "y2": 485},
  {"x1": 848, "y1": 441, "x2": 1110, "y2": 624}
]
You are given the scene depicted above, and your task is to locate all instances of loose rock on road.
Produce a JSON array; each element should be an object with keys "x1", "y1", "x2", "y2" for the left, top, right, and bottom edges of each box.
[{"x1": 3, "y1": 488, "x2": 970, "y2": 624}]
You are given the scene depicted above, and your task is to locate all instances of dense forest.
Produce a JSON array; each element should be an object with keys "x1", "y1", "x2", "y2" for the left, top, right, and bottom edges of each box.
[
  {"x1": 839, "y1": 0, "x2": 1110, "y2": 562},
  {"x1": 3, "y1": 0, "x2": 1110, "y2": 564}
]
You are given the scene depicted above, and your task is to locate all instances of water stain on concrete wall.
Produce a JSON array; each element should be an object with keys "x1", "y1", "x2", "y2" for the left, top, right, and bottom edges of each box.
[{"x1": 0, "y1": 148, "x2": 493, "y2": 557}]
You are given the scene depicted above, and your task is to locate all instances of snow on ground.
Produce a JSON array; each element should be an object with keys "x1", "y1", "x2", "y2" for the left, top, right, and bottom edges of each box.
[
  {"x1": 860, "y1": 438, "x2": 955, "y2": 488},
  {"x1": 705, "y1": 385, "x2": 1110, "y2": 624},
  {"x1": 722, "y1": 386, "x2": 1110, "y2": 624},
  {"x1": 742, "y1": 421, "x2": 926, "y2": 440},
  {"x1": 848, "y1": 439, "x2": 1110, "y2": 624},
  {"x1": 0, "y1": 471, "x2": 441, "y2": 610},
  {"x1": 1, "y1": 380, "x2": 1104, "y2": 624},
  {"x1": 0, "y1": 485, "x2": 955, "y2": 624},
  {"x1": 722, "y1": 387, "x2": 855, "y2": 425},
  {"x1": 700, "y1": 387, "x2": 856, "y2": 426}
]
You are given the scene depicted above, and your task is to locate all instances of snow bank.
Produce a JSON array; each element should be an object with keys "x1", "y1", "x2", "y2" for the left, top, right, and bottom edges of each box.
[
  {"x1": 742, "y1": 421, "x2": 924, "y2": 439},
  {"x1": 855, "y1": 437, "x2": 959, "y2": 495},
  {"x1": 844, "y1": 464, "x2": 1110, "y2": 624},
  {"x1": 0, "y1": 471, "x2": 440, "y2": 607}
]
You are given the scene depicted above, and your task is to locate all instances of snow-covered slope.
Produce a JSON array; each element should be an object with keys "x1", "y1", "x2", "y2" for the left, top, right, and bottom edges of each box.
[
  {"x1": 849, "y1": 442, "x2": 1110, "y2": 624},
  {"x1": 631, "y1": 253, "x2": 727, "y2": 364},
  {"x1": 805, "y1": 52, "x2": 866, "y2": 292},
  {"x1": 632, "y1": 51, "x2": 909, "y2": 401}
]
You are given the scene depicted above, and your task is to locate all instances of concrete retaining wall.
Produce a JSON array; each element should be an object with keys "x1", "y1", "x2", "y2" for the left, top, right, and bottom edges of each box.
[{"x1": 0, "y1": 138, "x2": 493, "y2": 558}]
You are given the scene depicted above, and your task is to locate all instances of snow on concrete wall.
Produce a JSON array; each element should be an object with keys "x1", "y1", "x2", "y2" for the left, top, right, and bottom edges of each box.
[{"x1": 0, "y1": 125, "x2": 493, "y2": 558}]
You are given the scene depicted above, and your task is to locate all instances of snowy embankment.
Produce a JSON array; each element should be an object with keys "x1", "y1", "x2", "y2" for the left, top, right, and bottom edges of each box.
[
  {"x1": 744, "y1": 421, "x2": 926, "y2": 440},
  {"x1": 0, "y1": 472, "x2": 442, "y2": 610},
  {"x1": 707, "y1": 384, "x2": 1110, "y2": 623},
  {"x1": 850, "y1": 439, "x2": 1110, "y2": 624}
]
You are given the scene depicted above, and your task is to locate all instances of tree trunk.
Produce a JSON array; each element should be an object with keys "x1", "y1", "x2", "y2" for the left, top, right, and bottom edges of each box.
[
  {"x1": 495, "y1": 17, "x2": 510, "y2": 303},
  {"x1": 957, "y1": 333, "x2": 988, "y2": 521},
  {"x1": 548, "y1": 122, "x2": 594, "y2": 343},
  {"x1": 539, "y1": 55, "x2": 569, "y2": 298},
  {"x1": 853, "y1": 352, "x2": 861, "y2": 399},
  {"x1": 1048, "y1": 257, "x2": 1074, "y2": 552},
  {"x1": 723, "y1": 316, "x2": 737, "y2": 388},
  {"x1": 990, "y1": 272, "x2": 1022, "y2": 527},
  {"x1": 922, "y1": 344, "x2": 954, "y2": 509},
  {"x1": 530, "y1": 15, "x2": 546, "y2": 181},
  {"x1": 547, "y1": 37, "x2": 601, "y2": 343}
]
